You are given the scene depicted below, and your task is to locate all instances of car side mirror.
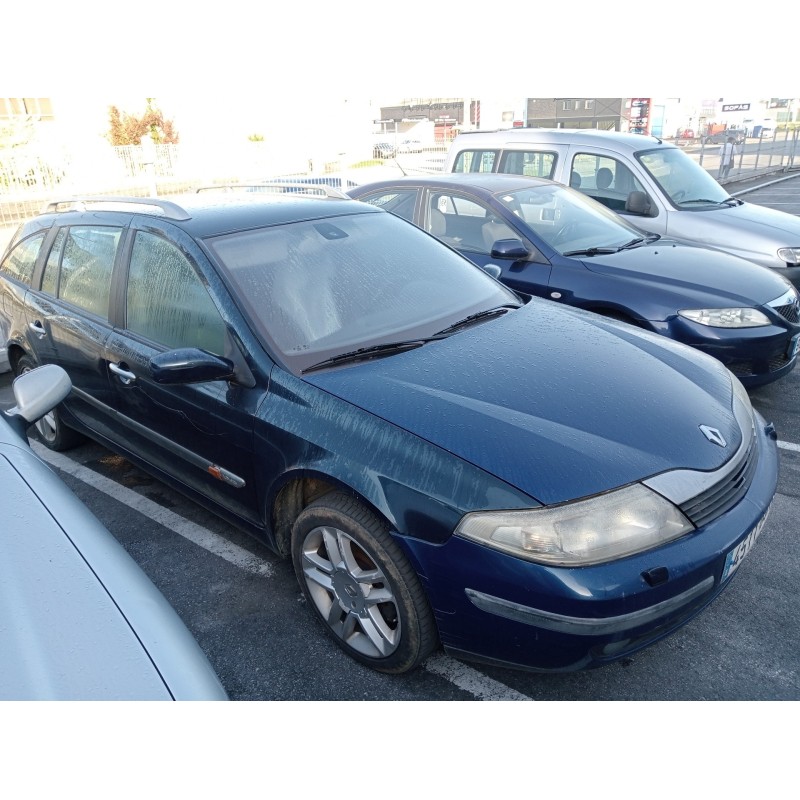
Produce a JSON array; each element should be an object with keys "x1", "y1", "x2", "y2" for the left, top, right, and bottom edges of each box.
[
  {"x1": 150, "y1": 348, "x2": 237, "y2": 385},
  {"x1": 479, "y1": 263, "x2": 503, "y2": 279},
  {"x1": 490, "y1": 238, "x2": 530, "y2": 261},
  {"x1": 4, "y1": 364, "x2": 72, "y2": 437},
  {"x1": 626, "y1": 191, "x2": 652, "y2": 216}
]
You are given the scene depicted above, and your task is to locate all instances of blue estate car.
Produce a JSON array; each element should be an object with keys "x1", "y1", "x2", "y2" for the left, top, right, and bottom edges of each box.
[
  {"x1": 349, "y1": 174, "x2": 800, "y2": 388},
  {"x1": 0, "y1": 193, "x2": 779, "y2": 674}
]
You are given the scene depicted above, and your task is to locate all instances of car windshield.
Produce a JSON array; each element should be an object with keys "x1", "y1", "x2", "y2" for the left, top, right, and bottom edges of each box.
[
  {"x1": 637, "y1": 147, "x2": 729, "y2": 207},
  {"x1": 207, "y1": 210, "x2": 519, "y2": 372},
  {"x1": 494, "y1": 183, "x2": 645, "y2": 255}
]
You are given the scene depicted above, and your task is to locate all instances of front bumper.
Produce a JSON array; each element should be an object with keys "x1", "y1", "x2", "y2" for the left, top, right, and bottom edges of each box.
[
  {"x1": 657, "y1": 317, "x2": 799, "y2": 388},
  {"x1": 399, "y1": 412, "x2": 778, "y2": 672}
]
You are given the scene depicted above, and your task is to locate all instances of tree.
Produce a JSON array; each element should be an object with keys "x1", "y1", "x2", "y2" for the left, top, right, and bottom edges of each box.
[{"x1": 107, "y1": 99, "x2": 180, "y2": 146}]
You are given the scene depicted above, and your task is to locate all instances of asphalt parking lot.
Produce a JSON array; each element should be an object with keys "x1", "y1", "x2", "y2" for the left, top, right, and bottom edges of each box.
[{"x1": 1, "y1": 172, "x2": 799, "y2": 701}]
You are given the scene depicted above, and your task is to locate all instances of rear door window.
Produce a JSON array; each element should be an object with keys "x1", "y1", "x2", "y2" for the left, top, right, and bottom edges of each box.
[
  {"x1": 52, "y1": 226, "x2": 121, "y2": 318},
  {"x1": 498, "y1": 150, "x2": 557, "y2": 179},
  {"x1": 452, "y1": 150, "x2": 497, "y2": 173}
]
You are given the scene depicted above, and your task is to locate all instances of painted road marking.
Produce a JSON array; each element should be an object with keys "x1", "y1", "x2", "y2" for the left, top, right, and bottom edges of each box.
[
  {"x1": 424, "y1": 653, "x2": 532, "y2": 701},
  {"x1": 31, "y1": 442, "x2": 533, "y2": 701},
  {"x1": 31, "y1": 441, "x2": 274, "y2": 577},
  {"x1": 778, "y1": 440, "x2": 799, "y2": 453}
]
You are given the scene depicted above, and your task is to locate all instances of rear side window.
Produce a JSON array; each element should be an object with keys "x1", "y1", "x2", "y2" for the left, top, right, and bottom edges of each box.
[
  {"x1": 126, "y1": 230, "x2": 226, "y2": 355},
  {"x1": 0, "y1": 232, "x2": 45, "y2": 285},
  {"x1": 452, "y1": 150, "x2": 497, "y2": 173},
  {"x1": 498, "y1": 150, "x2": 557, "y2": 179},
  {"x1": 52, "y1": 226, "x2": 121, "y2": 318},
  {"x1": 356, "y1": 189, "x2": 417, "y2": 223}
]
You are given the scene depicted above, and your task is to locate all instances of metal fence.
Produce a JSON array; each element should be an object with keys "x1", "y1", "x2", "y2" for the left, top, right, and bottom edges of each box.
[
  {"x1": 2, "y1": 131, "x2": 799, "y2": 229},
  {"x1": 675, "y1": 127, "x2": 800, "y2": 183}
]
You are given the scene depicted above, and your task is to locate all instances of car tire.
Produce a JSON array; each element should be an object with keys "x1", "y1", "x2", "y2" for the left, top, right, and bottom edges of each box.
[
  {"x1": 291, "y1": 491, "x2": 438, "y2": 674},
  {"x1": 14, "y1": 355, "x2": 85, "y2": 451}
]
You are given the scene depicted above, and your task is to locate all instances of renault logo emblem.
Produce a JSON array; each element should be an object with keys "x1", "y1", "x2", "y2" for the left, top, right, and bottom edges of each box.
[{"x1": 700, "y1": 425, "x2": 727, "y2": 447}]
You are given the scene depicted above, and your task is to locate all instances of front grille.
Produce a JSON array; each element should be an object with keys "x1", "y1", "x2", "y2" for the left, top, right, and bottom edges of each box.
[
  {"x1": 768, "y1": 353, "x2": 792, "y2": 371},
  {"x1": 727, "y1": 348, "x2": 792, "y2": 378},
  {"x1": 679, "y1": 433, "x2": 758, "y2": 528},
  {"x1": 774, "y1": 301, "x2": 799, "y2": 324}
]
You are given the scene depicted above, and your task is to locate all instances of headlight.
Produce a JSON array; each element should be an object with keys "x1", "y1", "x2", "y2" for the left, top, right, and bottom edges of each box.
[
  {"x1": 777, "y1": 247, "x2": 800, "y2": 265},
  {"x1": 678, "y1": 308, "x2": 770, "y2": 327},
  {"x1": 455, "y1": 484, "x2": 693, "y2": 567}
]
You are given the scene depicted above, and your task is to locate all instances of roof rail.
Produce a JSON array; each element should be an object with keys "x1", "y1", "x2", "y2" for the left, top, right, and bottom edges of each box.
[
  {"x1": 195, "y1": 183, "x2": 351, "y2": 200},
  {"x1": 42, "y1": 196, "x2": 192, "y2": 221}
]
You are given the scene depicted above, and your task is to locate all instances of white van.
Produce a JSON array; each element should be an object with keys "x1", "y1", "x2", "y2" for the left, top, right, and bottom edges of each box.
[{"x1": 445, "y1": 128, "x2": 800, "y2": 289}]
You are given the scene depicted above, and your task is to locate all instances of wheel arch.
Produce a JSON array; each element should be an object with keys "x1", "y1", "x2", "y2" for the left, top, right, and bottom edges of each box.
[
  {"x1": 7, "y1": 341, "x2": 33, "y2": 374},
  {"x1": 268, "y1": 470, "x2": 392, "y2": 559},
  {"x1": 267, "y1": 463, "x2": 464, "y2": 564}
]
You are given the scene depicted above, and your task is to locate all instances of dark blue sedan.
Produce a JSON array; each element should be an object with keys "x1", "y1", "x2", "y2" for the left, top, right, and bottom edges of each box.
[
  {"x1": 349, "y1": 174, "x2": 800, "y2": 387},
  {"x1": 0, "y1": 193, "x2": 779, "y2": 674}
]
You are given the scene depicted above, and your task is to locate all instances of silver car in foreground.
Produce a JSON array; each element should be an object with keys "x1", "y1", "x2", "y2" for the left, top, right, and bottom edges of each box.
[{"x1": 1, "y1": 365, "x2": 228, "y2": 700}]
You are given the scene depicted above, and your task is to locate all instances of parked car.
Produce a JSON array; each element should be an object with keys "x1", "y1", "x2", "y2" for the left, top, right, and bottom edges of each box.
[
  {"x1": 252, "y1": 175, "x2": 358, "y2": 191},
  {"x1": 0, "y1": 364, "x2": 228, "y2": 700},
  {"x1": 445, "y1": 128, "x2": 800, "y2": 289},
  {"x1": 373, "y1": 142, "x2": 396, "y2": 159},
  {"x1": 704, "y1": 129, "x2": 746, "y2": 145},
  {"x1": 398, "y1": 139, "x2": 423, "y2": 153},
  {"x1": 0, "y1": 193, "x2": 778, "y2": 674},
  {"x1": 350, "y1": 173, "x2": 800, "y2": 387}
]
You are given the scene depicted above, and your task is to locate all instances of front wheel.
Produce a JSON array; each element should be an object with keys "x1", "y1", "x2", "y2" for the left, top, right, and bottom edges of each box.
[
  {"x1": 291, "y1": 492, "x2": 437, "y2": 674},
  {"x1": 14, "y1": 355, "x2": 85, "y2": 451}
]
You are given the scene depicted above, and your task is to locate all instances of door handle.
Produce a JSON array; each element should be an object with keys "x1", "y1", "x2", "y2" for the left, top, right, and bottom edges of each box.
[
  {"x1": 109, "y1": 362, "x2": 137, "y2": 384},
  {"x1": 28, "y1": 321, "x2": 47, "y2": 338}
]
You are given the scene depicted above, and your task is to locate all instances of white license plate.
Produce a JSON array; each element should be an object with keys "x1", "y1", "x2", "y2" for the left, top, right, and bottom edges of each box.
[
  {"x1": 789, "y1": 334, "x2": 800, "y2": 360},
  {"x1": 721, "y1": 507, "x2": 770, "y2": 583}
]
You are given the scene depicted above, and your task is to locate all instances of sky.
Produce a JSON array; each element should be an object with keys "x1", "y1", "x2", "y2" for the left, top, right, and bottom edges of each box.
[{"x1": 4, "y1": 2, "x2": 795, "y2": 105}]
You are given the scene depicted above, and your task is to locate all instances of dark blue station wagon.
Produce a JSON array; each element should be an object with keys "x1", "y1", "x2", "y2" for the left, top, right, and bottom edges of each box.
[{"x1": 0, "y1": 193, "x2": 779, "y2": 673}]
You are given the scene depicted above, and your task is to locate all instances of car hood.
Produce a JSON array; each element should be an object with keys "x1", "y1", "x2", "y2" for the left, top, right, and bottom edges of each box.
[
  {"x1": 668, "y1": 202, "x2": 800, "y2": 267},
  {"x1": 305, "y1": 301, "x2": 741, "y2": 506},
  {"x1": 582, "y1": 240, "x2": 793, "y2": 306}
]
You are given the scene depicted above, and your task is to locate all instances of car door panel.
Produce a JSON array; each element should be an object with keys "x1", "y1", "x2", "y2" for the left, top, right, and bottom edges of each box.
[
  {"x1": 103, "y1": 330, "x2": 262, "y2": 525},
  {"x1": 21, "y1": 225, "x2": 121, "y2": 433},
  {"x1": 101, "y1": 223, "x2": 261, "y2": 526}
]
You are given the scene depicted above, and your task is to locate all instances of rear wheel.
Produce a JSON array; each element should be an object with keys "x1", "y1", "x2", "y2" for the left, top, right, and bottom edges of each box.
[
  {"x1": 14, "y1": 355, "x2": 85, "y2": 451},
  {"x1": 291, "y1": 492, "x2": 437, "y2": 674}
]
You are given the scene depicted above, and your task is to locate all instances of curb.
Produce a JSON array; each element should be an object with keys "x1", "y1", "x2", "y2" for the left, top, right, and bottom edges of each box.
[{"x1": 730, "y1": 170, "x2": 800, "y2": 197}]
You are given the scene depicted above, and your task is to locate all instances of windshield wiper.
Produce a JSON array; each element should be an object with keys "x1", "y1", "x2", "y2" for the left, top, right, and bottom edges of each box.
[
  {"x1": 302, "y1": 305, "x2": 518, "y2": 373},
  {"x1": 433, "y1": 305, "x2": 516, "y2": 336},
  {"x1": 680, "y1": 197, "x2": 741, "y2": 207},
  {"x1": 302, "y1": 340, "x2": 428, "y2": 373},
  {"x1": 562, "y1": 246, "x2": 618, "y2": 257},
  {"x1": 617, "y1": 234, "x2": 661, "y2": 251}
]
